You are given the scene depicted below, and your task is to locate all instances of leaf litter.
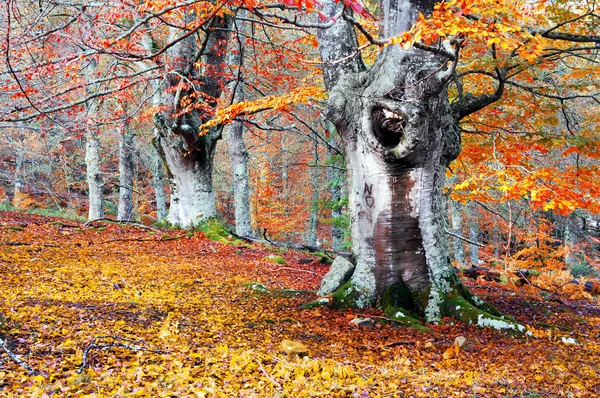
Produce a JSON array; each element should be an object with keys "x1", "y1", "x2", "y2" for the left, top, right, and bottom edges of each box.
[{"x1": 1, "y1": 211, "x2": 599, "y2": 397}]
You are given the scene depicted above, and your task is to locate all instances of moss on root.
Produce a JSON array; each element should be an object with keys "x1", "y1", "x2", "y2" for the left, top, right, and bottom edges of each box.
[
  {"x1": 441, "y1": 291, "x2": 527, "y2": 335},
  {"x1": 302, "y1": 281, "x2": 370, "y2": 310},
  {"x1": 382, "y1": 306, "x2": 432, "y2": 333},
  {"x1": 302, "y1": 280, "x2": 528, "y2": 335}
]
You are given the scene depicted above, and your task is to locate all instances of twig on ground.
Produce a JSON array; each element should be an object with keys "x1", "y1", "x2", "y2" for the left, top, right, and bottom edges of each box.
[
  {"x1": 78, "y1": 336, "x2": 167, "y2": 373},
  {"x1": 120, "y1": 277, "x2": 141, "y2": 296},
  {"x1": 84, "y1": 217, "x2": 162, "y2": 234},
  {"x1": 275, "y1": 267, "x2": 321, "y2": 275},
  {"x1": 0, "y1": 336, "x2": 38, "y2": 376},
  {"x1": 254, "y1": 359, "x2": 282, "y2": 389},
  {"x1": 97, "y1": 234, "x2": 187, "y2": 244},
  {"x1": 0, "y1": 241, "x2": 58, "y2": 247}
]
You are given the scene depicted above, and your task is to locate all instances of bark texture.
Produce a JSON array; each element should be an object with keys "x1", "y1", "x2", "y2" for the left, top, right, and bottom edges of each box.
[
  {"x1": 226, "y1": 13, "x2": 253, "y2": 237},
  {"x1": 314, "y1": 1, "x2": 518, "y2": 330},
  {"x1": 117, "y1": 121, "x2": 135, "y2": 221},
  {"x1": 154, "y1": 16, "x2": 230, "y2": 228},
  {"x1": 85, "y1": 129, "x2": 104, "y2": 220},
  {"x1": 325, "y1": 47, "x2": 461, "y2": 315}
]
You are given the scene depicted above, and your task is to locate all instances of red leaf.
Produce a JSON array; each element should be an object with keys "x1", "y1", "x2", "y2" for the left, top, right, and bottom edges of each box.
[{"x1": 350, "y1": 1, "x2": 363, "y2": 14}]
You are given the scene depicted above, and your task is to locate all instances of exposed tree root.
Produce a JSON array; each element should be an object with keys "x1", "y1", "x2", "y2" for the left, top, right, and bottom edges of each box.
[{"x1": 303, "y1": 281, "x2": 529, "y2": 335}]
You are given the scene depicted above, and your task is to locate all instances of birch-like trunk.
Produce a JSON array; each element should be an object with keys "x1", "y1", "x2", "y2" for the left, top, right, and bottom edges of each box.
[
  {"x1": 85, "y1": 128, "x2": 104, "y2": 220},
  {"x1": 83, "y1": 57, "x2": 104, "y2": 220},
  {"x1": 228, "y1": 119, "x2": 253, "y2": 236},
  {"x1": 467, "y1": 202, "x2": 480, "y2": 266},
  {"x1": 12, "y1": 132, "x2": 24, "y2": 206},
  {"x1": 450, "y1": 200, "x2": 466, "y2": 266},
  {"x1": 147, "y1": 146, "x2": 167, "y2": 221},
  {"x1": 226, "y1": 12, "x2": 253, "y2": 236},
  {"x1": 306, "y1": 137, "x2": 320, "y2": 247},
  {"x1": 117, "y1": 121, "x2": 135, "y2": 221}
]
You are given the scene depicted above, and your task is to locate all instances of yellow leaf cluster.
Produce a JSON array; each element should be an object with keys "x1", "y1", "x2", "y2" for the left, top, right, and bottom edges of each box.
[{"x1": 201, "y1": 86, "x2": 326, "y2": 133}]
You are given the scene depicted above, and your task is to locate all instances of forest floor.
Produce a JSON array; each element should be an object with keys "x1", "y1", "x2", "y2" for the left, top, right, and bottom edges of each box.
[{"x1": 1, "y1": 211, "x2": 599, "y2": 397}]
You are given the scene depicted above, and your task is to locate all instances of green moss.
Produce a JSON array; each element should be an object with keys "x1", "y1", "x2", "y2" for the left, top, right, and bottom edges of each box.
[
  {"x1": 442, "y1": 292, "x2": 527, "y2": 335},
  {"x1": 381, "y1": 283, "x2": 414, "y2": 311},
  {"x1": 301, "y1": 281, "x2": 364, "y2": 309},
  {"x1": 6, "y1": 226, "x2": 24, "y2": 232},
  {"x1": 264, "y1": 255, "x2": 286, "y2": 265},
  {"x1": 243, "y1": 282, "x2": 268, "y2": 293},
  {"x1": 330, "y1": 281, "x2": 366, "y2": 309},
  {"x1": 301, "y1": 297, "x2": 331, "y2": 309},
  {"x1": 456, "y1": 283, "x2": 504, "y2": 318},
  {"x1": 196, "y1": 217, "x2": 241, "y2": 244},
  {"x1": 382, "y1": 306, "x2": 432, "y2": 333}
]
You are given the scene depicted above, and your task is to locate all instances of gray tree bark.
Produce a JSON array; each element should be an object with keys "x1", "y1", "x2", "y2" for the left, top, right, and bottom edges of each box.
[
  {"x1": 450, "y1": 199, "x2": 465, "y2": 267},
  {"x1": 314, "y1": 0, "x2": 514, "y2": 328},
  {"x1": 153, "y1": 15, "x2": 230, "y2": 228},
  {"x1": 226, "y1": 12, "x2": 253, "y2": 237},
  {"x1": 83, "y1": 58, "x2": 104, "y2": 220},
  {"x1": 117, "y1": 120, "x2": 135, "y2": 221},
  {"x1": 85, "y1": 128, "x2": 104, "y2": 220},
  {"x1": 467, "y1": 202, "x2": 480, "y2": 266},
  {"x1": 306, "y1": 137, "x2": 320, "y2": 247}
]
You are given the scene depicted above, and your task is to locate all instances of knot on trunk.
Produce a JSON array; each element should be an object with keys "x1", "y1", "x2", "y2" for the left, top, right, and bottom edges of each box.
[{"x1": 372, "y1": 107, "x2": 406, "y2": 148}]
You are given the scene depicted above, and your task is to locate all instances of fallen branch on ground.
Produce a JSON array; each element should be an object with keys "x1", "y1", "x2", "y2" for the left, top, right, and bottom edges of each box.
[
  {"x1": 84, "y1": 217, "x2": 162, "y2": 234},
  {"x1": 0, "y1": 336, "x2": 38, "y2": 376},
  {"x1": 274, "y1": 267, "x2": 321, "y2": 275},
  {"x1": 97, "y1": 234, "x2": 188, "y2": 244},
  {"x1": 0, "y1": 241, "x2": 58, "y2": 247},
  {"x1": 78, "y1": 336, "x2": 167, "y2": 373},
  {"x1": 229, "y1": 230, "x2": 352, "y2": 260}
]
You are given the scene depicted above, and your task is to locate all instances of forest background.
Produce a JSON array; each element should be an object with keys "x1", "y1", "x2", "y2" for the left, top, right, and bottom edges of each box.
[
  {"x1": 1, "y1": 0, "x2": 599, "y2": 278},
  {"x1": 1, "y1": 0, "x2": 600, "y2": 396}
]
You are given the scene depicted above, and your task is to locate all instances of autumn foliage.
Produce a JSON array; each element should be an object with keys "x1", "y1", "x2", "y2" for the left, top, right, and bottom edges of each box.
[{"x1": 1, "y1": 212, "x2": 600, "y2": 396}]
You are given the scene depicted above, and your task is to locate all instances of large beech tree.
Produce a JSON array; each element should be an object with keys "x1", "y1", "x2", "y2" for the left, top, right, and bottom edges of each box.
[{"x1": 302, "y1": 0, "x2": 600, "y2": 325}]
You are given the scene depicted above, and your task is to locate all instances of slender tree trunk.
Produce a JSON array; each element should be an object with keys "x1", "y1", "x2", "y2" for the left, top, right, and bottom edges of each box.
[
  {"x1": 450, "y1": 199, "x2": 465, "y2": 267},
  {"x1": 85, "y1": 128, "x2": 104, "y2": 220},
  {"x1": 147, "y1": 146, "x2": 167, "y2": 221},
  {"x1": 226, "y1": 12, "x2": 253, "y2": 236},
  {"x1": 117, "y1": 121, "x2": 135, "y2": 221},
  {"x1": 564, "y1": 214, "x2": 579, "y2": 270},
  {"x1": 83, "y1": 56, "x2": 104, "y2": 220},
  {"x1": 467, "y1": 202, "x2": 480, "y2": 266},
  {"x1": 306, "y1": 137, "x2": 319, "y2": 247},
  {"x1": 12, "y1": 132, "x2": 24, "y2": 207},
  {"x1": 228, "y1": 120, "x2": 253, "y2": 236}
]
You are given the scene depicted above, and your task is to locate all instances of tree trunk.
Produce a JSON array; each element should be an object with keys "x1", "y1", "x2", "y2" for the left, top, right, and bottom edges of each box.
[
  {"x1": 467, "y1": 202, "x2": 480, "y2": 266},
  {"x1": 153, "y1": 16, "x2": 229, "y2": 228},
  {"x1": 85, "y1": 128, "x2": 104, "y2": 220},
  {"x1": 83, "y1": 56, "x2": 104, "y2": 221},
  {"x1": 227, "y1": 119, "x2": 253, "y2": 236},
  {"x1": 146, "y1": 144, "x2": 167, "y2": 221},
  {"x1": 117, "y1": 121, "x2": 135, "y2": 221},
  {"x1": 306, "y1": 137, "x2": 320, "y2": 247},
  {"x1": 12, "y1": 132, "x2": 24, "y2": 207},
  {"x1": 311, "y1": 0, "x2": 523, "y2": 331},
  {"x1": 450, "y1": 199, "x2": 465, "y2": 267},
  {"x1": 226, "y1": 12, "x2": 253, "y2": 237}
]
